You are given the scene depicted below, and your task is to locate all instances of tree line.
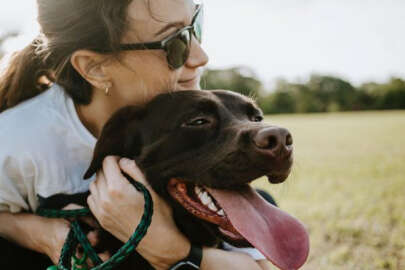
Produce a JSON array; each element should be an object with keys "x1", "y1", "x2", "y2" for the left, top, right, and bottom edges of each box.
[
  {"x1": 201, "y1": 67, "x2": 405, "y2": 114},
  {"x1": 1, "y1": 32, "x2": 404, "y2": 114}
]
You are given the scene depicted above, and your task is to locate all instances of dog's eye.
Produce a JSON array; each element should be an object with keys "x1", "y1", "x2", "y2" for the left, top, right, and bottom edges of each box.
[
  {"x1": 252, "y1": 115, "x2": 263, "y2": 122},
  {"x1": 185, "y1": 118, "x2": 211, "y2": 127}
]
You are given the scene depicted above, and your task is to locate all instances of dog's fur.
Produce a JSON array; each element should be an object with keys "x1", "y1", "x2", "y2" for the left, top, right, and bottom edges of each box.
[{"x1": 0, "y1": 90, "x2": 292, "y2": 269}]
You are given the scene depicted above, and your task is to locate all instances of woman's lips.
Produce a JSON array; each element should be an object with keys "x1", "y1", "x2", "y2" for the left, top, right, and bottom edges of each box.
[{"x1": 178, "y1": 76, "x2": 200, "y2": 87}]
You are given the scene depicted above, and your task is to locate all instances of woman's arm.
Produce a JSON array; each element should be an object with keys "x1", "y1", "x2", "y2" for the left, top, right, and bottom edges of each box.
[
  {"x1": 0, "y1": 211, "x2": 70, "y2": 264},
  {"x1": 0, "y1": 208, "x2": 106, "y2": 265},
  {"x1": 201, "y1": 248, "x2": 262, "y2": 270},
  {"x1": 88, "y1": 157, "x2": 267, "y2": 270},
  {"x1": 257, "y1": 260, "x2": 274, "y2": 270}
]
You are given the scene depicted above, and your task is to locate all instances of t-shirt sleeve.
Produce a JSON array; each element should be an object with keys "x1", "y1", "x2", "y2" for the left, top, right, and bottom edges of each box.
[
  {"x1": 0, "y1": 153, "x2": 32, "y2": 213},
  {"x1": 222, "y1": 242, "x2": 266, "y2": 261}
]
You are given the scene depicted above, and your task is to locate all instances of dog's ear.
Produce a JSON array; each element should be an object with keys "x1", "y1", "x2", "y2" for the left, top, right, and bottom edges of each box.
[{"x1": 83, "y1": 106, "x2": 144, "y2": 179}]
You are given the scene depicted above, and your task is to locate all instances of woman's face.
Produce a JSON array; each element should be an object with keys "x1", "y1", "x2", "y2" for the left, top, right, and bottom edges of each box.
[{"x1": 105, "y1": 0, "x2": 209, "y2": 106}]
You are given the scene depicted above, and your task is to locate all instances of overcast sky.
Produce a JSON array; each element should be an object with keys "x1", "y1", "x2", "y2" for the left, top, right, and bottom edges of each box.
[{"x1": 1, "y1": 0, "x2": 404, "y2": 88}]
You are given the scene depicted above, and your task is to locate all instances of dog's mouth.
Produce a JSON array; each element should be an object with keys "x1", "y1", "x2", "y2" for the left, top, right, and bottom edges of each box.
[
  {"x1": 167, "y1": 178, "x2": 310, "y2": 270},
  {"x1": 167, "y1": 178, "x2": 246, "y2": 243}
]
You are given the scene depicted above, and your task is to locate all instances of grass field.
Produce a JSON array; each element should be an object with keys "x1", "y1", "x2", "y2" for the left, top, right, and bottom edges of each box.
[{"x1": 252, "y1": 110, "x2": 405, "y2": 270}]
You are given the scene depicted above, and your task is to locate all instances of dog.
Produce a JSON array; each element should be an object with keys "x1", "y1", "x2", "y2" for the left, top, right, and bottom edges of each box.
[
  {"x1": 0, "y1": 90, "x2": 309, "y2": 270},
  {"x1": 83, "y1": 90, "x2": 309, "y2": 270}
]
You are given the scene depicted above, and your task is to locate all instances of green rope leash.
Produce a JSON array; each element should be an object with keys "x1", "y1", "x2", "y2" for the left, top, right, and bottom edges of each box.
[{"x1": 37, "y1": 176, "x2": 153, "y2": 270}]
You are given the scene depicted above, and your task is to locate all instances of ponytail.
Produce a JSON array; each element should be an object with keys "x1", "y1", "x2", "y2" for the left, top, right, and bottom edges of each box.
[
  {"x1": 0, "y1": 38, "x2": 53, "y2": 113},
  {"x1": 0, "y1": 0, "x2": 133, "y2": 113}
]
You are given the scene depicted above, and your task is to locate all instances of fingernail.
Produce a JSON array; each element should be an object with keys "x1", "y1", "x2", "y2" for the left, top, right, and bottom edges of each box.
[{"x1": 120, "y1": 158, "x2": 131, "y2": 166}]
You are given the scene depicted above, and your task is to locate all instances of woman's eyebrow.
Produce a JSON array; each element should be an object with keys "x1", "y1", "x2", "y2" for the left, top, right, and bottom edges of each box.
[
  {"x1": 154, "y1": 22, "x2": 185, "y2": 37},
  {"x1": 153, "y1": 5, "x2": 198, "y2": 38}
]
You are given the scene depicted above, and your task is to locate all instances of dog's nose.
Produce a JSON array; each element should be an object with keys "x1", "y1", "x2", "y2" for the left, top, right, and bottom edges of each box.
[{"x1": 253, "y1": 127, "x2": 293, "y2": 156}]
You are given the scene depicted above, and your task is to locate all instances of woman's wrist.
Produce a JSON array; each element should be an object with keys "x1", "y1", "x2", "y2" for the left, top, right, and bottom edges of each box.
[
  {"x1": 136, "y1": 231, "x2": 191, "y2": 270},
  {"x1": 40, "y1": 218, "x2": 71, "y2": 257}
]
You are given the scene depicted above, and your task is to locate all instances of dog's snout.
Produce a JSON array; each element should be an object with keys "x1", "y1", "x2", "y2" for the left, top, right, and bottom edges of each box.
[{"x1": 253, "y1": 127, "x2": 293, "y2": 155}]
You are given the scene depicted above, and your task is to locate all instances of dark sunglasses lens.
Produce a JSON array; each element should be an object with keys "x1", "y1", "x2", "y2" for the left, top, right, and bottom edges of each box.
[{"x1": 166, "y1": 31, "x2": 191, "y2": 69}]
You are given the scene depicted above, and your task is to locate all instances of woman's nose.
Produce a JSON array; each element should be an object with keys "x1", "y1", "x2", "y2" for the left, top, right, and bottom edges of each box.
[{"x1": 185, "y1": 38, "x2": 209, "y2": 69}]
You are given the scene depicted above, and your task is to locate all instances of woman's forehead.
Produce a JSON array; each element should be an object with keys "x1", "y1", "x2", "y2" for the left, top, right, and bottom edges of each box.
[{"x1": 124, "y1": 0, "x2": 196, "y2": 43}]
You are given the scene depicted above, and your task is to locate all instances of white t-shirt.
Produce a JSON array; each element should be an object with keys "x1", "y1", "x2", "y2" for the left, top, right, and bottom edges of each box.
[
  {"x1": 0, "y1": 83, "x2": 96, "y2": 213},
  {"x1": 222, "y1": 242, "x2": 265, "y2": 261}
]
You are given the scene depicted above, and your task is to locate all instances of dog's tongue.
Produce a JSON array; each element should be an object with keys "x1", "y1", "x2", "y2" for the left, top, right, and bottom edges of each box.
[{"x1": 206, "y1": 186, "x2": 309, "y2": 270}]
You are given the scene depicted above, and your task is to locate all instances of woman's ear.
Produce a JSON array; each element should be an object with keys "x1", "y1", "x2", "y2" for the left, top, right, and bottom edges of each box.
[{"x1": 70, "y1": 50, "x2": 112, "y2": 89}]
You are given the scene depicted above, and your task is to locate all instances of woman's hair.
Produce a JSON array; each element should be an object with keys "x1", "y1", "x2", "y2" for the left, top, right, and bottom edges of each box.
[{"x1": 0, "y1": 0, "x2": 132, "y2": 113}]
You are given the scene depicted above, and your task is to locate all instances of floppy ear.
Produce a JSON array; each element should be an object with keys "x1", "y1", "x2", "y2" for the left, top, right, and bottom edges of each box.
[{"x1": 83, "y1": 106, "x2": 144, "y2": 179}]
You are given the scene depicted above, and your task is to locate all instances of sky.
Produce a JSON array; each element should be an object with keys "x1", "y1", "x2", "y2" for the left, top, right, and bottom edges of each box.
[{"x1": 1, "y1": 0, "x2": 404, "y2": 88}]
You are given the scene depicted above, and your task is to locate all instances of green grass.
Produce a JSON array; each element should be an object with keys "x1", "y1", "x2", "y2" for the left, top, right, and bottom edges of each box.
[{"x1": 252, "y1": 110, "x2": 405, "y2": 270}]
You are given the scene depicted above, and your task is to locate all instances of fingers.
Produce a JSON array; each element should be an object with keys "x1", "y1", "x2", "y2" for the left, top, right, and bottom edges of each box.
[
  {"x1": 75, "y1": 250, "x2": 110, "y2": 267},
  {"x1": 119, "y1": 157, "x2": 160, "y2": 203},
  {"x1": 98, "y1": 155, "x2": 148, "y2": 188},
  {"x1": 86, "y1": 230, "x2": 100, "y2": 247},
  {"x1": 62, "y1": 204, "x2": 99, "y2": 228},
  {"x1": 87, "y1": 194, "x2": 97, "y2": 218},
  {"x1": 88, "y1": 172, "x2": 109, "y2": 223},
  {"x1": 102, "y1": 156, "x2": 123, "y2": 187},
  {"x1": 88, "y1": 175, "x2": 102, "y2": 222},
  {"x1": 89, "y1": 174, "x2": 100, "y2": 199},
  {"x1": 89, "y1": 170, "x2": 110, "y2": 203},
  {"x1": 74, "y1": 230, "x2": 109, "y2": 267},
  {"x1": 98, "y1": 251, "x2": 111, "y2": 262},
  {"x1": 100, "y1": 156, "x2": 140, "y2": 196},
  {"x1": 63, "y1": 203, "x2": 85, "y2": 210},
  {"x1": 79, "y1": 216, "x2": 100, "y2": 229},
  {"x1": 119, "y1": 158, "x2": 148, "y2": 186}
]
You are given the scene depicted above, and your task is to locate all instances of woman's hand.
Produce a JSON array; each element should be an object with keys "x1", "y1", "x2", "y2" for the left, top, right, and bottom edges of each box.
[
  {"x1": 37, "y1": 216, "x2": 71, "y2": 264},
  {"x1": 87, "y1": 156, "x2": 190, "y2": 270},
  {"x1": 61, "y1": 204, "x2": 110, "y2": 266}
]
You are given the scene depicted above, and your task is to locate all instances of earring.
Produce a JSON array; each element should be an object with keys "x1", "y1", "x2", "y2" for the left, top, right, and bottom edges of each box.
[{"x1": 104, "y1": 83, "x2": 112, "y2": 96}]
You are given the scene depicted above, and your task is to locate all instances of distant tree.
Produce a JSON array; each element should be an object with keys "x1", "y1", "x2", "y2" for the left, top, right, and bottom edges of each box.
[
  {"x1": 267, "y1": 91, "x2": 296, "y2": 114},
  {"x1": 201, "y1": 66, "x2": 263, "y2": 98},
  {"x1": 292, "y1": 84, "x2": 324, "y2": 113},
  {"x1": 351, "y1": 89, "x2": 376, "y2": 110},
  {"x1": 259, "y1": 79, "x2": 296, "y2": 114},
  {"x1": 307, "y1": 75, "x2": 357, "y2": 111},
  {"x1": 368, "y1": 78, "x2": 405, "y2": 109},
  {"x1": 201, "y1": 66, "x2": 404, "y2": 114}
]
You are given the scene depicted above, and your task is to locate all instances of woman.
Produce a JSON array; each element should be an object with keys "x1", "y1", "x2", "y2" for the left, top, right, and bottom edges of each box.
[{"x1": 0, "y1": 0, "x2": 272, "y2": 269}]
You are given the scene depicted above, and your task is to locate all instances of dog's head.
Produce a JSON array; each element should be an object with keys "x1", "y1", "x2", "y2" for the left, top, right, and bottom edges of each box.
[{"x1": 84, "y1": 90, "x2": 309, "y2": 270}]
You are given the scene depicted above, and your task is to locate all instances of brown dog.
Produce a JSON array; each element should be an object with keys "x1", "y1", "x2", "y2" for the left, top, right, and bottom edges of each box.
[{"x1": 84, "y1": 90, "x2": 309, "y2": 270}]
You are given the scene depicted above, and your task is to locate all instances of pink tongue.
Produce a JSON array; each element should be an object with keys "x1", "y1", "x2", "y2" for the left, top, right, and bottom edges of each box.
[{"x1": 207, "y1": 186, "x2": 309, "y2": 270}]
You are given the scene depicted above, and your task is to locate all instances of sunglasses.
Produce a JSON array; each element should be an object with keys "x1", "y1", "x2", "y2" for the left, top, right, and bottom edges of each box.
[{"x1": 118, "y1": 5, "x2": 203, "y2": 69}]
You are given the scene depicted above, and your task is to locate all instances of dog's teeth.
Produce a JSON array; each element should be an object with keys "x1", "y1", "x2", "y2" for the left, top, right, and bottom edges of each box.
[
  {"x1": 217, "y1": 209, "x2": 225, "y2": 216},
  {"x1": 195, "y1": 186, "x2": 202, "y2": 195},
  {"x1": 197, "y1": 192, "x2": 204, "y2": 201},
  {"x1": 200, "y1": 191, "x2": 212, "y2": 205},
  {"x1": 208, "y1": 202, "x2": 218, "y2": 212}
]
